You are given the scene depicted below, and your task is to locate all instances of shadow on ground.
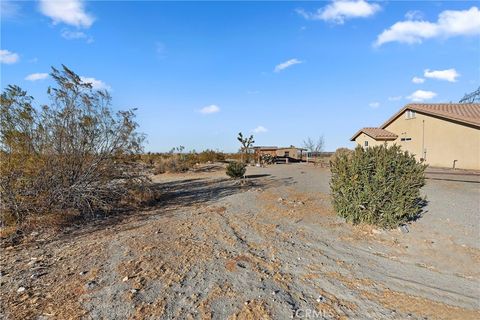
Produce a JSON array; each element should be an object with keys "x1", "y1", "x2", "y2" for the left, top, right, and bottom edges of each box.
[
  {"x1": 190, "y1": 164, "x2": 225, "y2": 173},
  {"x1": 149, "y1": 175, "x2": 294, "y2": 208},
  {"x1": 245, "y1": 174, "x2": 271, "y2": 179},
  {"x1": 11, "y1": 174, "x2": 296, "y2": 245},
  {"x1": 407, "y1": 197, "x2": 429, "y2": 223}
]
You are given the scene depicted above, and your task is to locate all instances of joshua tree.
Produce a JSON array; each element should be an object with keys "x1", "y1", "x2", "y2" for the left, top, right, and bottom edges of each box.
[{"x1": 237, "y1": 132, "x2": 255, "y2": 163}]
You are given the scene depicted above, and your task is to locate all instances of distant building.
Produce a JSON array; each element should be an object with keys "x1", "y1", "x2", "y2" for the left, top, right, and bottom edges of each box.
[
  {"x1": 351, "y1": 103, "x2": 480, "y2": 170},
  {"x1": 253, "y1": 146, "x2": 307, "y2": 162}
]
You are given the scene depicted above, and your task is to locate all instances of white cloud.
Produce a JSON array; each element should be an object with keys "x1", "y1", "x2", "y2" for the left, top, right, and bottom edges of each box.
[
  {"x1": 0, "y1": 49, "x2": 19, "y2": 64},
  {"x1": 274, "y1": 58, "x2": 303, "y2": 72},
  {"x1": 375, "y1": 21, "x2": 438, "y2": 46},
  {"x1": 39, "y1": 0, "x2": 94, "y2": 28},
  {"x1": 296, "y1": 0, "x2": 380, "y2": 24},
  {"x1": 61, "y1": 29, "x2": 93, "y2": 43},
  {"x1": 369, "y1": 102, "x2": 380, "y2": 108},
  {"x1": 405, "y1": 10, "x2": 424, "y2": 21},
  {"x1": 25, "y1": 73, "x2": 49, "y2": 81},
  {"x1": 412, "y1": 76, "x2": 425, "y2": 84},
  {"x1": 375, "y1": 7, "x2": 480, "y2": 47},
  {"x1": 407, "y1": 90, "x2": 437, "y2": 102},
  {"x1": 424, "y1": 68, "x2": 459, "y2": 82},
  {"x1": 200, "y1": 104, "x2": 220, "y2": 114},
  {"x1": 253, "y1": 126, "x2": 268, "y2": 133},
  {"x1": 80, "y1": 77, "x2": 111, "y2": 90},
  {"x1": 388, "y1": 96, "x2": 402, "y2": 101}
]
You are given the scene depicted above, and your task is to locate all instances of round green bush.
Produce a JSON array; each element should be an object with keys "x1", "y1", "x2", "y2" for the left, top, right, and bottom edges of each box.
[
  {"x1": 330, "y1": 144, "x2": 426, "y2": 228},
  {"x1": 226, "y1": 161, "x2": 246, "y2": 179}
]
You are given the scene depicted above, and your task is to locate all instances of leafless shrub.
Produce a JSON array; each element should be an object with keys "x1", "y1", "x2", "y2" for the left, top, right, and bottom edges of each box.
[
  {"x1": 0, "y1": 65, "x2": 148, "y2": 225},
  {"x1": 303, "y1": 136, "x2": 325, "y2": 164}
]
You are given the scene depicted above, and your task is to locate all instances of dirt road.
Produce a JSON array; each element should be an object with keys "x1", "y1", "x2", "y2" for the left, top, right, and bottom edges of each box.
[{"x1": 1, "y1": 164, "x2": 479, "y2": 319}]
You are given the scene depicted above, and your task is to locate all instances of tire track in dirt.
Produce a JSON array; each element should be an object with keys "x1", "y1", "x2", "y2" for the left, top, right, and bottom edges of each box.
[{"x1": 2, "y1": 164, "x2": 479, "y2": 319}]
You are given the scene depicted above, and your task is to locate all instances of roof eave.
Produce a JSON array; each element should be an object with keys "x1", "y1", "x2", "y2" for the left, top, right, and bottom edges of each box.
[
  {"x1": 350, "y1": 129, "x2": 364, "y2": 141},
  {"x1": 350, "y1": 129, "x2": 397, "y2": 141},
  {"x1": 380, "y1": 104, "x2": 480, "y2": 129}
]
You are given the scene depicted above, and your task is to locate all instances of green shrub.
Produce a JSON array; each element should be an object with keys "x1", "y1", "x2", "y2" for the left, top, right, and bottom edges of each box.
[
  {"x1": 330, "y1": 144, "x2": 426, "y2": 228},
  {"x1": 226, "y1": 161, "x2": 246, "y2": 179}
]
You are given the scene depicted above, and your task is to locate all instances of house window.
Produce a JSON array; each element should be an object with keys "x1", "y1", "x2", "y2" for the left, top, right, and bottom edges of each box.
[
  {"x1": 364, "y1": 141, "x2": 368, "y2": 147},
  {"x1": 401, "y1": 138, "x2": 412, "y2": 142},
  {"x1": 405, "y1": 110, "x2": 416, "y2": 119},
  {"x1": 284, "y1": 151, "x2": 290, "y2": 157}
]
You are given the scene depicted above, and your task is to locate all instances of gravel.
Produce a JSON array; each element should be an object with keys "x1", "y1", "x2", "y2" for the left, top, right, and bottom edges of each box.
[{"x1": 1, "y1": 163, "x2": 479, "y2": 319}]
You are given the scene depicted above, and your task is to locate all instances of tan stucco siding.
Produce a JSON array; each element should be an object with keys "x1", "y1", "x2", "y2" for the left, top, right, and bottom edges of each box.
[
  {"x1": 256, "y1": 150, "x2": 276, "y2": 157},
  {"x1": 384, "y1": 111, "x2": 480, "y2": 170},
  {"x1": 275, "y1": 148, "x2": 304, "y2": 159},
  {"x1": 354, "y1": 133, "x2": 391, "y2": 148}
]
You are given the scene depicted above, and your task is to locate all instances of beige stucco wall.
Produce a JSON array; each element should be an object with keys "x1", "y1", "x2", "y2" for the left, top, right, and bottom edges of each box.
[
  {"x1": 385, "y1": 112, "x2": 480, "y2": 170},
  {"x1": 382, "y1": 111, "x2": 480, "y2": 170},
  {"x1": 354, "y1": 133, "x2": 391, "y2": 148},
  {"x1": 275, "y1": 148, "x2": 304, "y2": 159}
]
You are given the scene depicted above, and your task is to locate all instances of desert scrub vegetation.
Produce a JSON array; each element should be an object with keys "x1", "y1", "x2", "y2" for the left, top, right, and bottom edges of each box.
[
  {"x1": 154, "y1": 154, "x2": 193, "y2": 174},
  {"x1": 226, "y1": 162, "x2": 246, "y2": 179},
  {"x1": 0, "y1": 66, "x2": 149, "y2": 228},
  {"x1": 197, "y1": 149, "x2": 225, "y2": 163},
  {"x1": 332, "y1": 147, "x2": 353, "y2": 159},
  {"x1": 150, "y1": 149, "x2": 226, "y2": 174},
  {"x1": 330, "y1": 144, "x2": 426, "y2": 228}
]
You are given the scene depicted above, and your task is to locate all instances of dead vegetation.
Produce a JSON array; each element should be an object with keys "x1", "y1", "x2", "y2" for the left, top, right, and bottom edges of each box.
[
  {"x1": 138, "y1": 149, "x2": 227, "y2": 174},
  {"x1": 0, "y1": 66, "x2": 151, "y2": 239}
]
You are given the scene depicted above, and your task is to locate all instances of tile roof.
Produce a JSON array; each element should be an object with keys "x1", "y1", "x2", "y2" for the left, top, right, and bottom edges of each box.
[
  {"x1": 382, "y1": 103, "x2": 480, "y2": 128},
  {"x1": 350, "y1": 127, "x2": 398, "y2": 141}
]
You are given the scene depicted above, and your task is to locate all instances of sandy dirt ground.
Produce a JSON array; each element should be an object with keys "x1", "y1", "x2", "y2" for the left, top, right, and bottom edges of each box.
[{"x1": 1, "y1": 163, "x2": 479, "y2": 319}]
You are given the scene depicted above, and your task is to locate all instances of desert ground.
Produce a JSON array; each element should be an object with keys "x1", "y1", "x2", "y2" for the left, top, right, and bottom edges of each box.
[{"x1": 1, "y1": 163, "x2": 479, "y2": 319}]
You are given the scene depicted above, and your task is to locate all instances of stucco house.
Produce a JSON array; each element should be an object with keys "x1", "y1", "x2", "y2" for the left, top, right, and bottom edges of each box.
[{"x1": 351, "y1": 103, "x2": 480, "y2": 170}]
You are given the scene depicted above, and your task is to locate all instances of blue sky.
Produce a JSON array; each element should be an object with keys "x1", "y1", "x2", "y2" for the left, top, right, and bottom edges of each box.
[{"x1": 1, "y1": 1, "x2": 479, "y2": 152}]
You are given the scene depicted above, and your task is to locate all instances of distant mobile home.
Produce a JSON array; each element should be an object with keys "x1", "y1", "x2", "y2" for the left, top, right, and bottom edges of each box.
[
  {"x1": 253, "y1": 146, "x2": 306, "y2": 161},
  {"x1": 351, "y1": 103, "x2": 480, "y2": 170}
]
